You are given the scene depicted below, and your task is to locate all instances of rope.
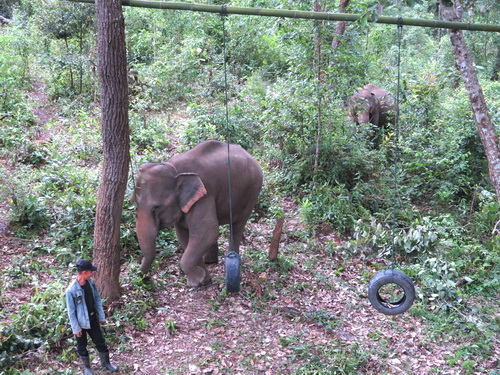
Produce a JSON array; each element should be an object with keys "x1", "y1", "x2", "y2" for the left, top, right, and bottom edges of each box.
[
  {"x1": 221, "y1": 7, "x2": 235, "y2": 252},
  {"x1": 390, "y1": 17, "x2": 403, "y2": 270},
  {"x1": 313, "y1": 18, "x2": 323, "y2": 184}
]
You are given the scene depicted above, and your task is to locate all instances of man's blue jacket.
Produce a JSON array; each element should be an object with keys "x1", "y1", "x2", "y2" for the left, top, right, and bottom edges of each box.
[{"x1": 65, "y1": 278, "x2": 105, "y2": 334}]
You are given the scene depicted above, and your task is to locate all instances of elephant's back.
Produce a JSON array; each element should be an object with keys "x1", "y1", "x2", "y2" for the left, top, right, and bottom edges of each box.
[
  {"x1": 170, "y1": 140, "x2": 262, "y2": 216},
  {"x1": 171, "y1": 140, "x2": 261, "y2": 177}
]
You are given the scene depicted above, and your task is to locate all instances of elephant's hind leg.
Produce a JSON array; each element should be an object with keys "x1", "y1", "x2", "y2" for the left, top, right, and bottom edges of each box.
[
  {"x1": 230, "y1": 219, "x2": 250, "y2": 254},
  {"x1": 203, "y1": 243, "x2": 219, "y2": 264}
]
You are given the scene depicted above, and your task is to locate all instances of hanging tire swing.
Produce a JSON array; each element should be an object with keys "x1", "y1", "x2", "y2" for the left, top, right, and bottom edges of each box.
[
  {"x1": 220, "y1": 11, "x2": 416, "y2": 304},
  {"x1": 368, "y1": 18, "x2": 415, "y2": 315},
  {"x1": 220, "y1": 6, "x2": 241, "y2": 293},
  {"x1": 225, "y1": 249, "x2": 241, "y2": 293},
  {"x1": 368, "y1": 269, "x2": 415, "y2": 315}
]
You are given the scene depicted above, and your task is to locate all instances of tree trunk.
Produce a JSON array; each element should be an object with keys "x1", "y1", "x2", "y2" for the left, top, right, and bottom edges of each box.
[
  {"x1": 332, "y1": 0, "x2": 350, "y2": 49},
  {"x1": 491, "y1": 45, "x2": 500, "y2": 81},
  {"x1": 94, "y1": 0, "x2": 130, "y2": 302},
  {"x1": 440, "y1": 0, "x2": 500, "y2": 207}
]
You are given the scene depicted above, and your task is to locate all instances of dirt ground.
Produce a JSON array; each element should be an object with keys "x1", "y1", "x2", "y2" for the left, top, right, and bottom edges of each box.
[
  {"x1": 1, "y1": 202, "x2": 498, "y2": 374},
  {"x1": 0, "y1": 82, "x2": 498, "y2": 374}
]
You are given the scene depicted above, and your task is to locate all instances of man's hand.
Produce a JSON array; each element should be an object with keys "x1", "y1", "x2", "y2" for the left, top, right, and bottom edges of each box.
[
  {"x1": 75, "y1": 331, "x2": 82, "y2": 337},
  {"x1": 100, "y1": 321, "x2": 105, "y2": 325}
]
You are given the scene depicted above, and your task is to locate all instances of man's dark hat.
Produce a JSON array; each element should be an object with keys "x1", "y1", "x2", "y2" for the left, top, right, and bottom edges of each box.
[{"x1": 76, "y1": 259, "x2": 97, "y2": 272}]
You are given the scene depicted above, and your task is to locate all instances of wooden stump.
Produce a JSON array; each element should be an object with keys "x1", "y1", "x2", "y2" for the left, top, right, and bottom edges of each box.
[{"x1": 268, "y1": 217, "x2": 285, "y2": 261}]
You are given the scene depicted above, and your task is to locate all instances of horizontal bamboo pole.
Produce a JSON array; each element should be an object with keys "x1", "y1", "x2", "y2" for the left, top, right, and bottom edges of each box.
[{"x1": 68, "y1": 0, "x2": 500, "y2": 32}]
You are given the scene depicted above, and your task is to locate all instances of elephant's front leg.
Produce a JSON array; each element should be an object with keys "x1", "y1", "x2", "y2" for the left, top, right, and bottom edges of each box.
[
  {"x1": 175, "y1": 225, "x2": 217, "y2": 264},
  {"x1": 175, "y1": 225, "x2": 189, "y2": 250},
  {"x1": 180, "y1": 253, "x2": 211, "y2": 287},
  {"x1": 180, "y1": 209, "x2": 219, "y2": 287}
]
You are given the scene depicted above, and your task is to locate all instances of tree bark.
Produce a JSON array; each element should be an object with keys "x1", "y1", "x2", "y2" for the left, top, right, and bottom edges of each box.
[
  {"x1": 491, "y1": 45, "x2": 500, "y2": 81},
  {"x1": 332, "y1": 0, "x2": 350, "y2": 50},
  {"x1": 94, "y1": 0, "x2": 130, "y2": 302},
  {"x1": 440, "y1": 0, "x2": 500, "y2": 207},
  {"x1": 268, "y1": 218, "x2": 285, "y2": 261}
]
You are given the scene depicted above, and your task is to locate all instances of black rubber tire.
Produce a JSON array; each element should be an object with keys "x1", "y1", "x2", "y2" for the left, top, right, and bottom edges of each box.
[
  {"x1": 368, "y1": 269, "x2": 415, "y2": 315},
  {"x1": 225, "y1": 251, "x2": 241, "y2": 293}
]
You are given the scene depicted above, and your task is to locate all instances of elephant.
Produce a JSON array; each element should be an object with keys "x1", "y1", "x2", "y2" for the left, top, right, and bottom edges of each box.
[
  {"x1": 132, "y1": 140, "x2": 263, "y2": 287},
  {"x1": 347, "y1": 84, "x2": 395, "y2": 145}
]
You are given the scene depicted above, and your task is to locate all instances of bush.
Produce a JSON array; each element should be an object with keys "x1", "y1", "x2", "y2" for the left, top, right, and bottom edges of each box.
[
  {"x1": 0, "y1": 167, "x2": 49, "y2": 237},
  {"x1": 352, "y1": 215, "x2": 442, "y2": 258},
  {"x1": 0, "y1": 25, "x2": 32, "y2": 113},
  {"x1": 2, "y1": 161, "x2": 99, "y2": 251},
  {"x1": 47, "y1": 109, "x2": 102, "y2": 164},
  {"x1": 41, "y1": 164, "x2": 99, "y2": 252},
  {"x1": 34, "y1": 0, "x2": 96, "y2": 99},
  {"x1": 1, "y1": 281, "x2": 69, "y2": 371},
  {"x1": 471, "y1": 189, "x2": 500, "y2": 238},
  {"x1": 415, "y1": 257, "x2": 461, "y2": 310},
  {"x1": 0, "y1": 325, "x2": 43, "y2": 370},
  {"x1": 129, "y1": 112, "x2": 171, "y2": 153},
  {"x1": 300, "y1": 184, "x2": 371, "y2": 234}
]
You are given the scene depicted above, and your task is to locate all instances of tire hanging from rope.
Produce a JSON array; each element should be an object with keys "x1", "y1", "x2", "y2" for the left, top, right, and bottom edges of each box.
[
  {"x1": 368, "y1": 18, "x2": 416, "y2": 315},
  {"x1": 220, "y1": 11, "x2": 415, "y2": 303},
  {"x1": 220, "y1": 6, "x2": 241, "y2": 293}
]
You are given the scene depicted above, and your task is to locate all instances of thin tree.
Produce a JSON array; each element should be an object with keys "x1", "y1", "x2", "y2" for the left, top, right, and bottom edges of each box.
[
  {"x1": 440, "y1": 0, "x2": 500, "y2": 208},
  {"x1": 312, "y1": 0, "x2": 325, "y2": 178},
  {"x1": 93, "y1": 0, "x2": 130, "y2": 301},
  {"x1": 331, "y1": 0, "x2": 350, "y2": 49}
]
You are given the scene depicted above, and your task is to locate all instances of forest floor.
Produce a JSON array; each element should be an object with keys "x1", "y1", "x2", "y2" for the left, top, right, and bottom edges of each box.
[
  {"x1": 4, "y1": 203, "x2": 498, "y2": 375},
  {"x1": 0, "y1": 83, "x2": 498, "y2": 374}
]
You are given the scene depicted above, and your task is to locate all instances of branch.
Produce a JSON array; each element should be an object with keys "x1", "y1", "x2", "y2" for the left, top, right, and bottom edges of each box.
[{"x1": 0, "y1": 16, "x2": 12, "y2": 24}]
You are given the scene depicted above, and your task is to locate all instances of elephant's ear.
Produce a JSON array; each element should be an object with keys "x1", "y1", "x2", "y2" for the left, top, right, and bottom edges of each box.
[{"x1": 177, "y1": 173, "x2": 208, "y2": 213}]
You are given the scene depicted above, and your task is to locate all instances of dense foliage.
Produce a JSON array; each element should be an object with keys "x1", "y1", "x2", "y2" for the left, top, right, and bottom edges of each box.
[{"x1": 0, "y1": 0, "x2": 498, "y2": 373}]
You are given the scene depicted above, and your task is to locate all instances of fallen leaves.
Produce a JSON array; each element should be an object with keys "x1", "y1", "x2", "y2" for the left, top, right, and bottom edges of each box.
[{"x1": 1, "y1": 199, "x2": 497, "y2": 374}]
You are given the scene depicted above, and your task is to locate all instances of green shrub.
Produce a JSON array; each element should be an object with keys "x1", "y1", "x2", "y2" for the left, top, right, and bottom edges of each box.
[
  {"x1": 47, "y1": 110, "x2": 102, "y2": 164},
  {"x1": 129, "y1": 112, "x2": 171, "y2": 153},
  {"x1": 8, "y1": 194, "x2": 49, "y2": 237},
  {"x1": 471, "y1": 189, "x2": 500, "y2": 238},
  {"x1": 399, "y1": 86, "x2": 488, "y2": 206},
  {"x1": 415, "y1": 257, "x2": 460, "y2": 310},
  {"x1": 1, "y1": 282, "x2": 69, "y2": 371},
  {"x1": 1, "y1": 166, "x2": 50, "y2": 237},
  {"x1": 15, "y1": 282, "x2": 69, "y2": 341},
  {"x1": 42, "y1": 165, "x2": 98, "y2": 252},
  {"x1": 0, "y1": 26, "x2": 33, "y2": 113},
  {"x1": 0, "y1": 325, "x2": 43, "y2": 370},
  {"x1": 456, "y1": 241, "x2": 500, "y2": 298},
  {"x1": 34, "y1": 0, "x2": 96, "y2": 99},
  {"x1": 300, "y1": 184, "x2": 371, "y2": 234},
  {"x1": 350, "y1": 215, "x2": 440, "y2": 258}
]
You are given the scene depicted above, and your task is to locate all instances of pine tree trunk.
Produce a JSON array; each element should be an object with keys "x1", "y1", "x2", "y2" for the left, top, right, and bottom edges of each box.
[
  {"x1": 440, "y1": 0, "x2": 500, "y2": 207},
  {"x1": 94, "y1": 0, "x2": 130, "y2": 302}
]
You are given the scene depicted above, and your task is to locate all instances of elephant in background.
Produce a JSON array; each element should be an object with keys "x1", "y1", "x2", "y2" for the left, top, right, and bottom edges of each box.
[
  {"x1": 132, "y1": 140, "x2": 263, "y2": 287},
  {"x1": 348, "y1": 84, "x2": 396, "y2": 145}
]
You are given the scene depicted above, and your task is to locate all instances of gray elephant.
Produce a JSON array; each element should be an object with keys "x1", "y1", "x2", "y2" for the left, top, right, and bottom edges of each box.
[
  {"x1": 132, "y1": 140, "x2": 263, "y2": 287},
  {"x1": 348, "y1": 83, "x2": 395, "y2": 128}
]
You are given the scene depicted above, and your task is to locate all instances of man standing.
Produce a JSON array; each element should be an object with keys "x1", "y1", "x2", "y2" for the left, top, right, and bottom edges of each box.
[{"x1": 66, "y1": 259, "x2": 119, "y2": 374}]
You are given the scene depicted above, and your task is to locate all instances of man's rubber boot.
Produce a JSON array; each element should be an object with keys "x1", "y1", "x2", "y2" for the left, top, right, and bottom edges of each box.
[
  {"x1": 99, "y1": 351, "x2": 119, "y2": 372},
  {"x1": 79, "y1": 354, "x2": 94, "y2": 375}
]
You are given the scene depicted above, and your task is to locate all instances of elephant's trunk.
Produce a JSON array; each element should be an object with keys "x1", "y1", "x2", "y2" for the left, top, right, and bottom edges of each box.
[{"x1": 136, "y1": 211, "x2": 159, "y2": 274}]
